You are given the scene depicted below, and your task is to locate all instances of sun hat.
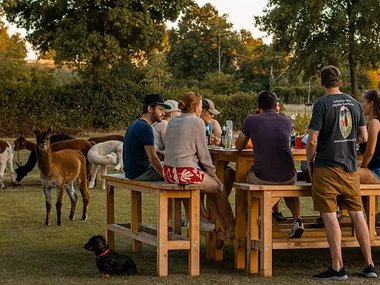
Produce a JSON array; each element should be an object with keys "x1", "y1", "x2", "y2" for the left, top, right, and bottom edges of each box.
[
  {"x1": 164, "y1": 100, "x2": 180, "y2": 112},
  {"x1": 202, "y1": 98, "x2": 220, "y2": 115}
]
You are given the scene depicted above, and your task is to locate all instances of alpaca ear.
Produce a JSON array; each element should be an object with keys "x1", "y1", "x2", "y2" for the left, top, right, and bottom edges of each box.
[{"x1": 47, "y1": 127, "x2": 53, "y2": 134}]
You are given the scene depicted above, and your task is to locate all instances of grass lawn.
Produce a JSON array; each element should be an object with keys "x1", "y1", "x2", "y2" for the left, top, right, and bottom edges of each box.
[{"x1": 1, "y1": 147, "x2": 379, "y2": 284}]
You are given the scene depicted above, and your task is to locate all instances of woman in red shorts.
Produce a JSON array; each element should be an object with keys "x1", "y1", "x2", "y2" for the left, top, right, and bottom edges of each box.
[{"x1": 163, "y1": 91, "x2": 235, "y2": 238}]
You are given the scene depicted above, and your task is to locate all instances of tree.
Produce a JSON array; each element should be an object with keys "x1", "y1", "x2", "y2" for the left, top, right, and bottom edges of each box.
[
  {"x1": 2, "y1": 0, "x2": 191, "y2": 77},
  {"x1": 255, "y1": 0, "x2": 380, "y2": 96},
  {"x1": 167, "y1": 3, "x2": 242, "y2": 80},
  {"x1": 0, "y1": 20, "x2": 28, "y2": 83}
]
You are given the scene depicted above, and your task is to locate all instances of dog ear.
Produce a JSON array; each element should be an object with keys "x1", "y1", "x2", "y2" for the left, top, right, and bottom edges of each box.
[{"x1": 101, "y1": 236, "x2": 109, "y2": 248}]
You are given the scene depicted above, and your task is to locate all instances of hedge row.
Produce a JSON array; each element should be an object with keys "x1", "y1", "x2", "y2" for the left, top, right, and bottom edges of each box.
[{"x1": 0, "y1": 81, "x2": 258, "y2": 136}]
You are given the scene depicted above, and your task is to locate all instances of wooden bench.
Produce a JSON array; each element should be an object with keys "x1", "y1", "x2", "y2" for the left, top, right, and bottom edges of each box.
[
  {"x1": 103, "y1": 173, "x2": 202, "y2": 277},
  {"x1": 233, "y1": 181, "x2": 380, "y2": 277}
]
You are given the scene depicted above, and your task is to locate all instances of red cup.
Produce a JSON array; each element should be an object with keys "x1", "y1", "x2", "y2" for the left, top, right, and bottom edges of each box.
[{"x1": 295, "y1": 136, "x2": 302, "y2": 149}]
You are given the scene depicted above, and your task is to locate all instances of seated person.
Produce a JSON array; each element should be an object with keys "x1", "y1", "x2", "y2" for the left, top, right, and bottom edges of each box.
[
  {"x1": 153, "y1": 100, "x2": 181, "y2": 159},
  {"x1": 358, "y1": 89, "x2": 380, "y2": 226},
  {"x1": 123, "y1": 93, "x2": 168, "y2": 181},
  {"x1": 163, "y1": 91, "x2": 235, "y2": 238},
  {"x1": 200, "y1": 98, "x2": 222, "y2": 145},
  {"x1": 235, "y1": 90, "x2": 304, "y2": 238}
]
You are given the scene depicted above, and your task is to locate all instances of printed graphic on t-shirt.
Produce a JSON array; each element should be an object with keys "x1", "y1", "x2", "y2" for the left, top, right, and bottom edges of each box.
[{"x1": 339, "y1": 106, "x2": 352, "y2": 138}]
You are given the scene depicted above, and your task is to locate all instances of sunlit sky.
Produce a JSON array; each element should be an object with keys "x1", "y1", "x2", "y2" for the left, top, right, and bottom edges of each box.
[{"x1": 5, "y1": 0, "x2": 270, "y2": 60}]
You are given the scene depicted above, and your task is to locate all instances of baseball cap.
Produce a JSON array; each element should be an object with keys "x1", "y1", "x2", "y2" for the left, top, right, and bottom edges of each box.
[
  {"x1": 144, "y1": 93, "x2": 170, "y2": 109},
  {"x1": 202, "y1": 98, "x2": 220, "y2": 115},
  {"x1": 164, "y1": 100, "x2": 180, "y2": 112}
]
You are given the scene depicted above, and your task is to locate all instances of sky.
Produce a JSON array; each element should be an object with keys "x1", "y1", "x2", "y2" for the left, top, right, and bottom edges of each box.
[
  {"x1": 6, "y1": 0, "x2": 270, "y2": 60},
  {"x1": 193, "y1": 0, "x2": 269, "y2": 40}
]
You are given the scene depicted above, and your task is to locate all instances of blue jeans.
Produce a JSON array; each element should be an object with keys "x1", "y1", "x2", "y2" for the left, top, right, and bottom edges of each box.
[
  {"x1": 369, "y1": 168, "x2": 380, "y2": 182},
  {"x1": 135, "y1": 166, "x2": 163, "y2": 181}
]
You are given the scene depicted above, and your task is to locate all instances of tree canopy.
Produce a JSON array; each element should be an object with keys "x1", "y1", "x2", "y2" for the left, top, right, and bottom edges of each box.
[
  {"x1": 167, "y1": 3, "x2": 241, "y2": 80},
  {"x1": 255, "y1": 0, "x2": 380, "y2": 96},
  {"x1": 0, "y1": 20, "x2": 28, "y2": 83},
  {"x1": 2, "y1": 0, "x2": 191, "y2": 73}
]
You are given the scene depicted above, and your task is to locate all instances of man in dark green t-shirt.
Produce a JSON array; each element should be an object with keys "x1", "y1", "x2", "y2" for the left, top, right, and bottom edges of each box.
[{"x1": 307, "y1": 66, "x2": 376, "y2": 280}]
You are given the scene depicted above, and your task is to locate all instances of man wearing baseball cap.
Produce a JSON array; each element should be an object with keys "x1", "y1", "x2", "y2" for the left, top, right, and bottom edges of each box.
[
  {"x1": 123, "y1": 93, "x2": 169, "y2": 180},
  {"x1": 201, "y1": 98, "x2": 222, "y2": 140}
]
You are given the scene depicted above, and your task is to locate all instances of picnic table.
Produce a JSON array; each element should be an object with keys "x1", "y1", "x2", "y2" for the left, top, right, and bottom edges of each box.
[{"x1": 208, "y1": 147, "x2": 307, "y2": 269}]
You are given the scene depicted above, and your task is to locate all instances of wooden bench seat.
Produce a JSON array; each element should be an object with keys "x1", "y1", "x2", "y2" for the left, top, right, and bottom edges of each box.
[
  {"x1": 233, "y1": 181, "x2": 380, "y2": 277},
  {"x1": 103, "y1": 173, "x2": 202, "y2": 277}
]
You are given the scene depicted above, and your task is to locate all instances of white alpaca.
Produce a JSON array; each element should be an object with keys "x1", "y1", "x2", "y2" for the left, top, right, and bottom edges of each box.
[
  {"x1": 87, "y1": 140, "x2": 123, "y2": 190},
  {"x1": 0, "y1": 140, "x2": 17, "y2": 188}
]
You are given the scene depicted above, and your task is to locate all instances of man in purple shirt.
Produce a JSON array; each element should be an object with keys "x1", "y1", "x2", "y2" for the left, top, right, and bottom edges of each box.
[{"x1": 235, "y1": 90, "x2": 303, "y2": 238}]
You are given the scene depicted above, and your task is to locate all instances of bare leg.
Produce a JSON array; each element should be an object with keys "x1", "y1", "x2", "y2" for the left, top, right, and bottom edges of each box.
[
  {"x1": 202, "y1": 174, "x2": 235, "y2": 231},
  {"x1": 321, "y1": 212, "x2": 343, "y2": 271},
  {"x1": 349, "y1": 211, "x2": 374, "y2": 267},
  {"x1": 223, "y1": 166, "x2": 235, "y2": 197},
  {"x1": 284, "y1": 197, "x2": 301, "y2": 219}
]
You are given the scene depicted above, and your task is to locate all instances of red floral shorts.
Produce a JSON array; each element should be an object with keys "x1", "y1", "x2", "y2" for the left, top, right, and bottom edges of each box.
[{"x1": 163, "y1": 165, "x2": 205, "y2": 184}]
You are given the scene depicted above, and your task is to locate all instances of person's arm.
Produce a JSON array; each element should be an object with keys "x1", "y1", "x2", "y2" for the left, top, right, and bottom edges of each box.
[
  {"x1": 144, "y1": 145, "x2": 164, "y2": 177},
  {"x1": 212, "y1": 119, "x2": 222, "y2": 138},
  {"x1": 306, "y1": 129, "x2": 319, "y2": 168},
  {"x1": 235, "y1": 132, "x2": 249, "y2": 152},
  {"x1": 357, "y1": 125, "x2": 368, "y2": 144},
  {"x1": 360, "y1": 120, "x2": 379, "y2": 168}
]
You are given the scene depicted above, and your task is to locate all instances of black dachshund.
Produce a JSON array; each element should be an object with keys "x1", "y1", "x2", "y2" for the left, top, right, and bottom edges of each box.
[{"x1": 84, "y1": 235, "x2": 137, "y2": 277}]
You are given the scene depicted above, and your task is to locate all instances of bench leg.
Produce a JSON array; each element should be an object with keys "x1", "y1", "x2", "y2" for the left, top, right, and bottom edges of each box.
[
  {"x1": 106, "y1": 184, "x2": 115, "y2": 249},
  {"x1": 260, "y1": 191, "x2": 273, "y2": 277},
  {"x1": 131, "y1": 191, "x2": 142, "y2": 252},
  {"x1": 235, "y1": 187, "x2": 247, "y2": 269},
  {"x1": 189, "y1": 190, "x2": 200, "y2": 276},
  {"x1": 157, "y1": 192, "x2": 169, "y2": 277},
  {"x1": 247, "y1": 193, "x2": 259, "y2": 274}
]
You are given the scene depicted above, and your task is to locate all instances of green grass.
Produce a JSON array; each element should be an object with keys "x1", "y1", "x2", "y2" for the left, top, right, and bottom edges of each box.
[{"x1": 1, "y1": 167, "x2": 380, "y2": 285}]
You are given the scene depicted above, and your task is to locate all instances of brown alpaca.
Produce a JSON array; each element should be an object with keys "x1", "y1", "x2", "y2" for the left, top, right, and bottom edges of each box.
[
  {"x1": 88, "y1": 134, "x2": 124, "y2": 144},
  {"x1": 35, "y1": 128, "x2": 90, "y2": 226},
  {"x1": 14, "y1": 136, "x2": 94, "y2": 179}
]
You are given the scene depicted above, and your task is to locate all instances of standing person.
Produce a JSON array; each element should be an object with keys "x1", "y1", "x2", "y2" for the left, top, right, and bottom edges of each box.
[
  {"x1": 164, "y1": 92, "x2": 235, "y2": 237},
  {"x1": 235, "y1": 90, "x2": 304, "y2": 238},
  {"x1": 307, "y1": 66, "x2": 376, "y2": 280},
  {"x1": 123, "y1": 93, "x2": 168, "y2": 180}
]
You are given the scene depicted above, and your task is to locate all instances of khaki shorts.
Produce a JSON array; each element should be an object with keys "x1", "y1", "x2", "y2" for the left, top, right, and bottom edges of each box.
[
  {"x1": 246, "y1": 168, "x2": 296, "y2": 185},
  {"x1": 312, "y1": 167, "x2": 363, "y2": 213}
]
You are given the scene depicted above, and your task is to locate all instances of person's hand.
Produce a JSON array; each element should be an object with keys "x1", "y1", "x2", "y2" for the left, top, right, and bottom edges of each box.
[
  {"x1": 210, "y1": 134, "x2": 221, "y2": 146},
  {"x1": 214, "y1": 177, "x2": 224, "y2": 192}
]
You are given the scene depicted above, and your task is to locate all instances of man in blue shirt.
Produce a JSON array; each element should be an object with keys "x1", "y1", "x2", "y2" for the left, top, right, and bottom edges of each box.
[{"x1": 123, "y1": 93, "x2": 169, "y2": 180}]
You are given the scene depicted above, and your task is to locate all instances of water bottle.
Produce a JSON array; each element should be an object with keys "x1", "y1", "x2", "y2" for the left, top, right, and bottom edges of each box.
[{"x1": 221, "y1": 125, "x2": 227, "y2": 148}]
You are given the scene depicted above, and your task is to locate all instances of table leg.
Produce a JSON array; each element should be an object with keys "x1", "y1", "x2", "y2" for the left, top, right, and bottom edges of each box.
[
  {"x1": 106, "y1": 183, "x2": 115, "y2": 249},
  {"x1": 131, "y1": 190, "x2": 142, "y2": 252}
]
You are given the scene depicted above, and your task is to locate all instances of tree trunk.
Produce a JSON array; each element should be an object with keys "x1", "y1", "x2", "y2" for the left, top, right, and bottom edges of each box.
[
  {"x1": 348, "y1": 52, "x2": 358, "y2": 98},
  {"x1": 347, "y1": 0, "x2": 359, "y2": 98}
]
